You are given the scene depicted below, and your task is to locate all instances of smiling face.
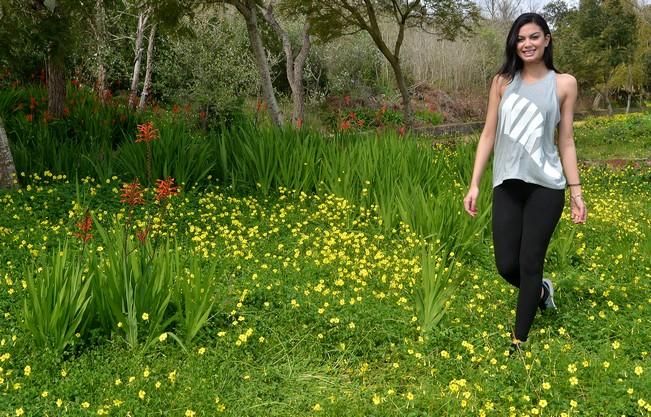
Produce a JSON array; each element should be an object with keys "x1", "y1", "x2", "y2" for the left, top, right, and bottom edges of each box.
[{"x1": 516, "y1": 22, "x2": 550, "y2": 64}]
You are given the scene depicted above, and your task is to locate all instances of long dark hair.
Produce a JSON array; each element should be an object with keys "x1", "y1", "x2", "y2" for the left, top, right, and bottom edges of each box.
[{"x1": 498, "y1": 13, "x2": 559, "y2": 81}]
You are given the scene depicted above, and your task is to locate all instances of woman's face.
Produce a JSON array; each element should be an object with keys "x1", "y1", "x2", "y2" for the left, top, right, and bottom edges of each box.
[{"x1": 516, "y1": 22, "x2": 550, "y2": 64}]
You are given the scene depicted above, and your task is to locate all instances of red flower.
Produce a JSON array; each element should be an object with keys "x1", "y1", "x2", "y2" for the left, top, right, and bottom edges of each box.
[
  {"x1": 25, "y1": 114, "x2": 33, "y2": 123},
  {"x1": 340, "y1": 119, "x2": 351, "y2": 131},
  {"x1": 135, "y1": 121, "x2": 159, "y2": 143},
  {"x1": 29, "y1": 96, "x2": 37, "y2": 111},
  {"x1": 136, "y1": 227, "x2": 150, "y2": 244},
  {"x1": 397, "y1": 125, "x2": 407, "y2": 137},
  {"x1": 120, "y1": 180, "x2": 145, "y2": 206},
  {"x1": 295, "y1": 118, "x2": 303, "y2": 129},
  {"x1": 199, "y1": 111, "x2": 207, "y2": 121},
  {"x1": 343, "y1": 95, "x2": 351, "y2": 106},
  {"x1": 172, "y1": 104, "x2": 180, "y2": 114},
  {"x1": 74, "y1": 212, "x2": 93, "y2": 242},
  {"x1": 155, "y1": 177, "x2": 179, "y2": 201}
]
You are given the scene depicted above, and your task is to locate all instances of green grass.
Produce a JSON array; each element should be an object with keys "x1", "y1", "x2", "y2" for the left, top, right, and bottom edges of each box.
[
  {"x1": 0, "y1": 162, "x2": 650, "y2": 416},
  {"x1": 574, "y1": 112, "x2": 651, "y2": 161}
]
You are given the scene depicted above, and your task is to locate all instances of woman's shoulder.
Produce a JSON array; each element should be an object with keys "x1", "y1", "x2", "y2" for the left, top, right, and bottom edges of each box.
[
  {"x1": 555, "y1": 72, "x2": 578, "y2": 90},
  {"x1": 491, "y1": 73, "x2": 512, "y2": 96}
]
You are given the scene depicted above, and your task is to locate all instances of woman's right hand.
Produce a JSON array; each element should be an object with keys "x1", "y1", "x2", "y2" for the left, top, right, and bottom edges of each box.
[{"x1": 463, "y1": 186, "x2": 480, "y2": 217}]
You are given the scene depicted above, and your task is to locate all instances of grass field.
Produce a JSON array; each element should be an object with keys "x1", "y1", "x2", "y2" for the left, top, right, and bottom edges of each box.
[{"x1": 0, "y1": 163, "x2": 649, "y2": 416}]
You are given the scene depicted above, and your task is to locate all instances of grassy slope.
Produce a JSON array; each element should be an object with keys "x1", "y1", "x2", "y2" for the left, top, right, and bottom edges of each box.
[{"x1": 0, "y1": 163, "x2": 650, "y2": 416}]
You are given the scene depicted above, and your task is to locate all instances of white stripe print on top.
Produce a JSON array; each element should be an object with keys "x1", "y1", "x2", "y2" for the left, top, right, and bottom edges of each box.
[{"x1": 501, "y1": 93, "x2": 562, "y2": 180}]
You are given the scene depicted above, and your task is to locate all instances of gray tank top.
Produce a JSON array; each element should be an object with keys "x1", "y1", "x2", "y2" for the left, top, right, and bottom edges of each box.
[{"x1": 492, "y1": 70, "x2": 566, "y2": 190}]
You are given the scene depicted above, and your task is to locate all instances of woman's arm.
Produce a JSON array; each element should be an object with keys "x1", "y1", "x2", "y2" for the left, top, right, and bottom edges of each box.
[
  {"x1": 557, "y1": 73, "x2": 587, "y2": 224},
  {"x1": 464, "y1": 74, "x2": 503, "y2": 217}
]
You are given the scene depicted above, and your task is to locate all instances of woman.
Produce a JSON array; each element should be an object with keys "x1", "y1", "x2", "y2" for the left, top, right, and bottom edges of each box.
[{"x1": 463, "y1": 13, "x2": 587, "y2": 353}]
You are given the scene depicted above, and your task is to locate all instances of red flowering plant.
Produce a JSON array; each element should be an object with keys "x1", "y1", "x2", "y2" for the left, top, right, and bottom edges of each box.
[
  {"x1": 135, "y1": 121, "x2": 159, "y2": 184},
  {"x1": 155, "y1": 177, "x2": 179, "y2": 202},
  {"x1": 73, "y1": 211, "x2": 94, "y2": 246}
]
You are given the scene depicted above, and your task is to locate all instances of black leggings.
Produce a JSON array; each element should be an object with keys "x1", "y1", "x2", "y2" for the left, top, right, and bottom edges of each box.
[{"x1": 492, "y1": 179, "x2": 564, "y2": 341}]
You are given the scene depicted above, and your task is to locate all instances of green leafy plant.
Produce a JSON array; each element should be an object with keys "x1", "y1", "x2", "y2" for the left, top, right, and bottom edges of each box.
[
  {"x1": 413, "y1": 245, "x2": 460, "y2": 333},
  {"x1": 175, "y1": 257, "x2": 218, "y2": 345},
  {"x1": 23, "y1": 241, "x2": 93, "y2": 355}
]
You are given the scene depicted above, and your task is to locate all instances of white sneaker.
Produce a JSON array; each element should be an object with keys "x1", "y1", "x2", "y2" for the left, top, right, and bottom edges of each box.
[{"x1": 541, "y1": 278, "x2": 556, "y2": 310}]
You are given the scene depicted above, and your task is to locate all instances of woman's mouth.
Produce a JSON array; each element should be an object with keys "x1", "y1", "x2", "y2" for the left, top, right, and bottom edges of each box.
[{"x1": 522, "y1": 49, "x2": 536, "y2": 57}]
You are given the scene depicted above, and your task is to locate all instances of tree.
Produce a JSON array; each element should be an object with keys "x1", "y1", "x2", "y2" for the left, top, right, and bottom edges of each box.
[
  {"x1": 290, "y1": 0, "x2": 480, "y2": 127},
  {"x1": 556, "y1": 0, "x2": 637, "y2": 114},
  {"x1": 262, "y1": 0, "x2": 311, "y2": 126},
  {"x1": 0, "y1": 116, "x2": 17, "y2": 189},
  {"x1": 221, "y1": 0, "x2": 284, "y2": 127},
  {"x1": 483, "y1": 0, "x2": 523, "y2": 21},
  {"x1": 154, "y1": 14, "x2": 259, "y2": 125},
  {"x1": 124, "y1": 0, "x2": 194, "y2": 110},
  {"x1": 542, "y1": 0, "x2": 570, "y2": 28},
  {"x1": 128, "y1": 7, "x2": 151, "y2": 109},
  {"x1": 0, "y1": 0, "x2": 83, "y2": 118}
]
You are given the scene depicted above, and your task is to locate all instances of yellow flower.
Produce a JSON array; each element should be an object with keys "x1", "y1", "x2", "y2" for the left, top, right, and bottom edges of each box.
[
  {"x1": 406, "y1": 392, "x2": 414, "y2": 401},
  {"x1": 138, "y1": 390, "x2": 145, "y2": 400},
  {"x1": 372, "y1": 393, "x2": 381, "y2": 405},
  {"x1": 634, "y1": 366, "x2": 643, "y2": 376},
  {"x1": 542, "y1": 382, "x2": 551, "y2": 390},
  {"x1": 81, "y1": 402, "x2": 90, "y2": 408},
  {"x1": 159, "y1": 333, "x2": 168, "y2": 342},
  {"x1": 23, "y1": 365, "x2": 31, "y2": 376},
  {"x1": 539, "y1": 399, "x2": 547, "y2": 408},
  {"x1": 612, "y1": 340, "x2": 621, "y2": 350},
  {"x1": 569, "y1": 376, "x2": 579, "y2": 386},
  {"x1": 312, "y1": 403, "x2": 322, "y2": 411},
  {"x1": 15, "y1": 408, "x2": 24, "y2": 416},
  {"x1": 142, "y1": 313, "x2": 149, "y2": 321},
  {"x1": 185, "y1": 410, "x2": 196, "y2": 417},
  {"x1": 570, "y1": 400, "x2": 578, "y2": 408},
  {"x1": 41, "y1": 391, "x2": 48, "y2": 398}
]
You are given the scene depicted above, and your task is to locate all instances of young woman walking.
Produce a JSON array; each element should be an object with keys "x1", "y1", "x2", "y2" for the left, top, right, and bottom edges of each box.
[{"x1": 463, "y1": 13, "x2": 587, "y2": 352}]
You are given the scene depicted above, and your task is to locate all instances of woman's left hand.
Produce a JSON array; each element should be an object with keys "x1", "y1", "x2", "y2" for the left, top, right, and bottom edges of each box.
[{"x1": 570, "y1": 194, "x2": 587, "y2": 224}]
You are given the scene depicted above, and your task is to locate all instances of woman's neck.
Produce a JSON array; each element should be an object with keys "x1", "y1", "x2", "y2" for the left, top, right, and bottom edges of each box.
[{"x1": 521, "y1": 63, "x2": 550, "y2": 81}]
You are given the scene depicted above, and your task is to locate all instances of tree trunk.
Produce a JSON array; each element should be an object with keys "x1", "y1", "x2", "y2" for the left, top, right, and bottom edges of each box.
[
  {"x1": 262, "y1": 4, "x2": 310, "y2": 127},
  {"x1": 129, "y1": 11, "x2": 149, "y2": 110},
  {"x1": 625, "y1": 65, "x2": 632, "y2": 114},
  {"x1": 138, "y1": 23, "x2": 157, "y2": 111},
  {"x1": 362, "y1": 10, "x2": 414, "y2": 128},
  {"x1": 604, "y1": 88, "x2": 613, "y2": 116},
  {"x1": 0, "y1": 116, "x2": 17, "y2": 188},
  {"x1": 231, "y1": 0, "x2": 283, "y2": 127},
  {"x1": 46, "y1": 51, "x2": 66, "y2": 119},
  {"x1": 388, "y1": 56, "x2": 413, "y2": 128}
]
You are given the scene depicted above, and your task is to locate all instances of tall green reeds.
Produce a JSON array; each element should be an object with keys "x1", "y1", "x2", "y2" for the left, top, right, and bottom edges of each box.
[
  {"x1": 213, "y1": 125, "x2": 491, "y2": 258},
  {"x1": 23, "y1": 241, "x2": 93, "y2": 355}
]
